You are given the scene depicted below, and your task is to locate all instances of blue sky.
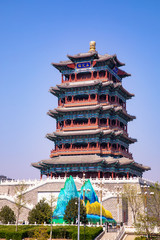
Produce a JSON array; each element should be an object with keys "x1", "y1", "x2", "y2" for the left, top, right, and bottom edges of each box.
[{"x1": 0, "y1": 0, "x2": 160, "y2": 181}]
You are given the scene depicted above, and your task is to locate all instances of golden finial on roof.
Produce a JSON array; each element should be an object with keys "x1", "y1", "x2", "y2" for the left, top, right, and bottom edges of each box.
[{"x1": 89, "y1": 41, "x2": 96, "y2": 52}]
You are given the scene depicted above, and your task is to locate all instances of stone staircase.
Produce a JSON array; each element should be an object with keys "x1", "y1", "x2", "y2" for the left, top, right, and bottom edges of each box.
[{"x1": 100, "y1": 232, "x2": 117, "y2": 240}]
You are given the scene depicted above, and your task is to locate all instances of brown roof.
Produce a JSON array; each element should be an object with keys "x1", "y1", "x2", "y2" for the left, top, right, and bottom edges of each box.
[
  {"x1": 47, "y1": 104, "x2": 135, "y2": 122},
  {"x1": 57, "y1": 80, "x2": 101, "y2": 89},
  {"x1": 67, "y1": 51, "x2": 98, "y2": 60},
  {"x1": 46, "y1": 129, "x2": 136, "y2": 144},
  {"x1": 49, "y1": 80, "x2": 134, "y2": 99},
  {"x1": 31, "y1": 155, "x2": 150, "y2": 171},
  {"x1": 51, "y1": 47, "x2": 126, "y2": 72}
]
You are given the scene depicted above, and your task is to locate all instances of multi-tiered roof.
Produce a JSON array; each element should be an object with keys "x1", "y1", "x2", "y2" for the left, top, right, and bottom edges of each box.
[{"x1": 32, "y1": 42, "x2": 150, "y2": 179}]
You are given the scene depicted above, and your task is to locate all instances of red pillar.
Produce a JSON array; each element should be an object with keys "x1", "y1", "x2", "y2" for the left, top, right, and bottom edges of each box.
[
  {"x1": 112, "y1": 172, "x2": 114, "y2": 179},
  {"x1": 47, "y1": 173, "x2": 49, "y2": 178},
  {"x1": 127, "y1": 172, "x2": 129, "y2": 179},
  {"x1": 107, "y1": 118, "x2": 109, "y2": 126},
  {"x1": 116, "y1": 143, "x2": 119, "y2": 150},
  {"x1": 105, "y1": 70, "x2": 108, "y2": 79},
  {"x1": 75, "y1": 73, "x2": 77, "y2": 81},
  {"x1": 71, "y1": 119, "x2": 73, "y2": 127},
  {"x1": 61, "y1": 74, "x2": 64, "y2": 83},
  {"x1": 71, "y1": 95, "x2": 74, "y2": 103},
  {"x1": 87, "y1": 142, "x2": 89, "y2": 150},
  {"x1": 91, "y1": 71, "x2": 93, "y2": 80},
  {"x1": 40, "y1": 174, "x2": 42, "y2": 180},
  {"x1": 51, "y1": 172, "x2": 53, "y2": 179},
  {"x1": 106, "y1": 95, "x2": 109, "y2": 102},
  {"x1": 97, "y1": 71, "x2": 99, "y2": 79},
  {"x1": 98, "y1": 171, "x2": 100, "y2": 179}
]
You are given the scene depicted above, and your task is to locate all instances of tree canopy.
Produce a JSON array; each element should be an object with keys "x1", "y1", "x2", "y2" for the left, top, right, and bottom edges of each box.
[
  {"x1": 0, "y1": 205, "x2": 16, "y2": 224},
  {"x1": 63, "y1": 198, "x2": 87, "y2": 224},
  {"x1": 28, "y1": 199, "x2": 52, "y2": 224}
]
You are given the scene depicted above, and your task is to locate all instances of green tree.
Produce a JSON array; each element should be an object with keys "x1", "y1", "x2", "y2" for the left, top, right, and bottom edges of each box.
[
  {"x1": 47, "y1": 194, "x2": 57, "y2": 240},
  {"x1": 28, "y1": 199, "x2": 52, "y2": 224},
  {"x1": 0, "y1": 205, "x2": 16, "y2": 224},
  {"x1": 14, "y1": 182, "x2": 27, "y2": 231},
  {"x1": 147, "y1": 182, "x2": 160, "y2": 226},
  {"x1": 122, "y1": 184, "x2": 143, "y2": 224},
  {"x1": 63, "y1": 198, "x2": 87, "y2": 224},
  {"x1": 135, "y1": 182, "x2": 160, "y2": 238}
]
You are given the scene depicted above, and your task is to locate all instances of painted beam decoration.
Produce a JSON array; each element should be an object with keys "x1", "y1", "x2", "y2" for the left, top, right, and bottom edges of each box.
[{"x1": 76, "y1": 62, "x2": 91, "y2": 69}]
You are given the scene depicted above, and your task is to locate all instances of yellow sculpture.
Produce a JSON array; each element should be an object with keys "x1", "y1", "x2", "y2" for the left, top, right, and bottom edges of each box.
[
  {"x1": 86, "y1": 201, "x2": 113, "y2": 219},
  {"x1": 89, "y1": 41, "x2": 96, "y2": 52}
]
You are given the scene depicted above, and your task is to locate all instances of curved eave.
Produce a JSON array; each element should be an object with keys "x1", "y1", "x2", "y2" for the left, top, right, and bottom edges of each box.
[
  {"x1": 50, "y1": 105, "x2": 134, "y2": 122},
  {"x1": 46, "y1": 129, "x2": 134, "y2": 139},
  {"x1": 113, "y1": 55, "x2": 125, "y2": 67},
  {"x1": 67, "y1": 51, "x2": 98, "y2": 61},
  {"x1": 116, "y1": 132, "x2": 137, "y2": 144},
  {"x1": 49, "y1": 86, "x2": 61, "y2": 92},
  {"x1": 52, "y1": 81, "x2": 134, "y2": 99},
  {"x1": 49, "y1": 90, "x2": 59, "y2": 97},
  {"x1": 31, "y1": 162, "x2": 44, "y2": 169},
  {"x1": 54, "y1": 104, "x2": 107, "y2": 113},
  {"x1": 95, "y1": 54, "x2": 125, "y2": 67},
  {"x1": 115, "y1": 84, "x2": 135, "y2": 99},
  {"x1": 57, "y1": 80, "x2": 101, "y2": 89},
  {"x1": 42, "y1": 155, "x2": 102, "y2": 165},
  {"x1": 115, "y1": 107, "x2": 136, "y2": 121},
  {"x1": 54, "y1": 129, "x2": 104, "y2": 137},
  {"x1": 35, "y1": 156, "x2": 150, "y2": 171},
  {"x1": 47, "y1": 111, "x2": 58, "y2": 119},
  {"x1": 51, "y1": 62, "x2": 72, "y2": 72},
  {"x1": 133, "y1": 162, "x2": 151, "y2": 171},
  {"x1": 46, "y1": 134, "x2": 56, "y2": 141},
  {"x1": 119, "y1": 73, "x2": 131, "y2": 78}
]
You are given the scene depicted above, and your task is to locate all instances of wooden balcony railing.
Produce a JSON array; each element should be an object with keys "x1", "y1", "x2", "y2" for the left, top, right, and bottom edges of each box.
[{"x1": 50, "y1": 148, "x2": 132, "y2": 159}]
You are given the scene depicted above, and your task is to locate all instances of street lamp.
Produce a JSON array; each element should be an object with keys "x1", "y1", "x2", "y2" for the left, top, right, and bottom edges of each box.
[{"x1": 77, "y1": 196, "x2": 80, "y2": 240}]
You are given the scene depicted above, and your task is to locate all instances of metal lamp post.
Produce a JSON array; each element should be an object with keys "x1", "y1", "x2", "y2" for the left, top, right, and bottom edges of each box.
[
  {"x1": 78, "y1": 196, "x2": 80, "y2": 240},
  {"x1": 100, "y1": 180, "x2": 103, "y2": 226}
]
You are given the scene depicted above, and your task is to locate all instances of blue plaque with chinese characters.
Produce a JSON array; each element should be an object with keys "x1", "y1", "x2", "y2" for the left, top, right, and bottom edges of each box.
[{"x1": 77, "y1": 62, "x2": 91, "y2": 69}]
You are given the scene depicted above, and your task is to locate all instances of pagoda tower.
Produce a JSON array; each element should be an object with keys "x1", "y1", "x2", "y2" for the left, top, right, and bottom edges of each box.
[{"x1": 32, "y1": 42, "x2": 150, "y2": 179}]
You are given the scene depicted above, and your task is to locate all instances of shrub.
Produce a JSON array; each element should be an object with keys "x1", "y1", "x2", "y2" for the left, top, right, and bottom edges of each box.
[
  {"x1": 0, "y1": 205, "x2": 16, "y2": 224},
  {"x1": 0, "y1": 225, "x2": 102, "y2": 240}
]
